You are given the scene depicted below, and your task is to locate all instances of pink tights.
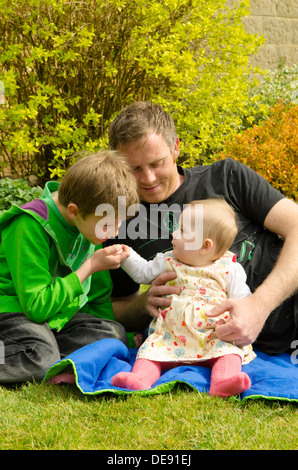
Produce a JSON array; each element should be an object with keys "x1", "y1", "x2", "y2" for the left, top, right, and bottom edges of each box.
[{"x1": 111, "y1": 354, "x2": 251, "y2": 397}]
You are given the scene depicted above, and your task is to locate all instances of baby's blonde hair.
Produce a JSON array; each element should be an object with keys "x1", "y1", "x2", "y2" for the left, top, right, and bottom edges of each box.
[
  {"x1": 188, "y1": 199, "x2": 238, "y2": 256},
  {"x1": 58, "y1": 150, "x2": 139, "y2": 218}
]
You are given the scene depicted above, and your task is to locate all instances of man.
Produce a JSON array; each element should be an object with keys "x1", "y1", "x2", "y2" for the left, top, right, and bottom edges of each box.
[{"x1": 106, "y1": 101, "x2": 298, "y2": 355}]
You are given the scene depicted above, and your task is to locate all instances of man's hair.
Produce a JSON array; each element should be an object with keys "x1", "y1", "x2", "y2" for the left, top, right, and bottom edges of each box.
[
  {"x1": 109, "y1": 101, "x2": 177, "y2": 152},
  {"x1": 188, "y1": 199, "x2": 238, "y2": 256},
  {"x1": 58, "y1": 150, "x2": 139, "y2": 218}
]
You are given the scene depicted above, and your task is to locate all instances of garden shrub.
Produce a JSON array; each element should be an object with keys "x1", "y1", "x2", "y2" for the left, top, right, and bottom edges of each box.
[
  {"x1": 243, "y1": 63, "x2": 298, "y2": 129},
  {"x1": 0, "y1": 178, "x2": 43, "y2": 213},
  {"x1": 218, "y1": 102, "x2": 298, "y2": 201},
  {"x1": 0, "y1": 0, "x2": 262, "y2": 181},
  {"x1": 250, "y1": 63, "x2": 298, "y2": 108}
]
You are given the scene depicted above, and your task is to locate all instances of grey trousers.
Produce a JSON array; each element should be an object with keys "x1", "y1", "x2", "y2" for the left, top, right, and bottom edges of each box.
[{"x1": 0, "y1": 312, "x2": 128, "y2": 384}]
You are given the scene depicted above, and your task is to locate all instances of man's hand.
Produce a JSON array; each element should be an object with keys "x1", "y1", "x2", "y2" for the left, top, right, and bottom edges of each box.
[
  {"x1": 145, "y1": 271, "x2": 180, "y2": 318},
  {"x1": 206, "y1": 295, "x2": 269, "y2": 347}
]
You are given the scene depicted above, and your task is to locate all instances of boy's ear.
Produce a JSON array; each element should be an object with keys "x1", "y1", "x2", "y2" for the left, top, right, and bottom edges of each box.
[
  {"x1": 200, "y1": 238, "x2": 214, "y2": 254},
  {"x1": 67, "y1": 203, "x2": 80, "y2": 220}
]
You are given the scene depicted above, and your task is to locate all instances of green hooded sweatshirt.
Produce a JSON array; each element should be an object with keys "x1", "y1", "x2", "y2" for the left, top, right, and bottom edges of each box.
[{"x1": 0, "y1": 181, "x2": 114, "y2": 331}]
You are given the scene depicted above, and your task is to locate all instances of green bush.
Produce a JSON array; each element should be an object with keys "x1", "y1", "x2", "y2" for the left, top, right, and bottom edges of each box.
[
  {"x1": 0, "y1": 0, "x2": 263, "y2": 179},
  {"x1": 251, "y1": 63, "x2": 298, "y2": 107},
  {"x1": 243, "y1": 63, "x2": 298, "y2": 129},
  {"x1": 0, "y1": 178, "x2": 43, "y2": 213}
]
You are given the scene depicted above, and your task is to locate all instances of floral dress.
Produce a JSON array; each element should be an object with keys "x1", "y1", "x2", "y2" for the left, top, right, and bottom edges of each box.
[{"x1": 137, "y1": 251, "x2": 255, "y2": 365}]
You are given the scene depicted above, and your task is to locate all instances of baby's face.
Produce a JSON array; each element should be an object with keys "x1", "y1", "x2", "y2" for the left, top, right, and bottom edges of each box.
[
  {"x1": 171, "y1": 205, "x2": 219, "y2": 267},
  {"x1": 171, "y1": 205, "x2": 204, "y2": 266}
]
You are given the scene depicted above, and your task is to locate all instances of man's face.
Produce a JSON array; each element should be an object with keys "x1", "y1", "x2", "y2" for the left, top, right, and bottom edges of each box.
[{"x1": 118, "y1": 133, "x2": 181, "y2": 203}]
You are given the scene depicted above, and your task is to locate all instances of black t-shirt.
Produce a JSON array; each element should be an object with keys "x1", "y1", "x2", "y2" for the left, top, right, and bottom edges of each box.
[{"x1": 106, "y1": 159, "x2": 284, "y2": 297}]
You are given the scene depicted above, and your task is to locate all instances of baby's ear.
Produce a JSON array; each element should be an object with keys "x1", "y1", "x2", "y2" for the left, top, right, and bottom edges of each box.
[{"x1": 200, "y1": 238, "x2": 214, "y2": 254}]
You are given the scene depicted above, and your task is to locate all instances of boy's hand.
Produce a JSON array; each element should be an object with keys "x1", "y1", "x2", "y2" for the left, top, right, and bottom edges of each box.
[
  {"x1": 92, "y1": 244, "x2": 130, "y2": 271},
  {"x1": 76, "y1": 244, "x2": 130, "y2": 284}
]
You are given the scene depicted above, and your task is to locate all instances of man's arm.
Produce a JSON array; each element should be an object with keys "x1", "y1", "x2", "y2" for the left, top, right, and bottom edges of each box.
[
  {"x1": 207, "y1": 198, "x2": 298, "y2": 346},
  {"x1": 255, "y1": 197, "x2": 298, "y2": 308}
]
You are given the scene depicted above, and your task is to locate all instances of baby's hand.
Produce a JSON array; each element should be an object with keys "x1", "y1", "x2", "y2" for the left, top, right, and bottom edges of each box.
[{"x1": 115, "y1": 244, "x2": 130, "y2": 256}]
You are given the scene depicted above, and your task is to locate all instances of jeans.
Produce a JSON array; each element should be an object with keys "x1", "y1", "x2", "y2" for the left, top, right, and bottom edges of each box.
[{"x1": 0, "y1": 312, "x2": 128, "y2": 384}]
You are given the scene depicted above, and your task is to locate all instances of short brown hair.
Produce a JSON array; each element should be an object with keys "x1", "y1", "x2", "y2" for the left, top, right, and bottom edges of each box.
[
  {"x1": 188, "y1": 199, "x2": 238, "y2": 256},
  {"x1": 58, "y1": 150, "x2": 139, "y2": 218},
  {"x1": 109, "y1": 101, "x2": 177, "y2": 152}
]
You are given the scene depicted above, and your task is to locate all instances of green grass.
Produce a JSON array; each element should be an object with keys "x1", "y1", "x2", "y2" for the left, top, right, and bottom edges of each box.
[{"x1": 0, "y1": 382, "x2": 297, "y2": 450}]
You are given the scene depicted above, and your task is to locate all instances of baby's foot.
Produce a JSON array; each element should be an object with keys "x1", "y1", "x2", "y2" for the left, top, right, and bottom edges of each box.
[
  {"x1": 48, "y1": 367, "x2": 75, "y2": 385},
  {"x1": 209, "y1": 372, "x2": 251, "y2": 397},
  {"x1": 111, "y1": 372, "x2": 151, "y2": 390}
]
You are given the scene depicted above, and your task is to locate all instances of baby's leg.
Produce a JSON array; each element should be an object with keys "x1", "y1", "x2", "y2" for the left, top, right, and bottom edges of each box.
[
  {"x1": 209, "y1": 354, "x2": 251, "y2": 397},
  {"x1": 111, "y1": 358, "x2": 162, "y2": 390}
]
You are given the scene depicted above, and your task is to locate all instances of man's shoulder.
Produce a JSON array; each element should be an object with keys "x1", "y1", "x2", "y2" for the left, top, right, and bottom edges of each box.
[{"x1": 186, "y1": 158, "x2": 241, "y2": 174}]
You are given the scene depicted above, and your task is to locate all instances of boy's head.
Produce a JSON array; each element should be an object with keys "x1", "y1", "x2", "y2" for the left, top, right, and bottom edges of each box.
[
  {"x1": 172, "y1": 198, "x2": 238, "y2": 265},
  {"x1": 109, "y1": 101, "x2": 178, "y2": 154},
  {"x1": 58, "y1": 150, "x2": 139, "y2": 244},
  {"x1": 58, "y1": 150, "x2": 139, "y2": 219}
]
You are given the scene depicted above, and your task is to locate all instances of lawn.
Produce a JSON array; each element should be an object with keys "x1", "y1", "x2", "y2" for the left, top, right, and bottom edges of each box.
[{"x1": 0, "y1": 381, "x2": 297, "y2": 450}]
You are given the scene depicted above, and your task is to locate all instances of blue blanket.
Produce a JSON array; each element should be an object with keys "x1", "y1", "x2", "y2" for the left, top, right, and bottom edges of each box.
[{"x1": 43, "y1": 338, "x2": 298, "y2": 402}]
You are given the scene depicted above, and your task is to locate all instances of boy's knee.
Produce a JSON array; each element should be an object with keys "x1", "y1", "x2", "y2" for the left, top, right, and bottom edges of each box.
[
  {"x1": 27, "y1": 343, "x2": 61, "y2": 382},
  {"x1": 114, "y1": 321, "x2": 130, "y2": 347},
  {"x1": 90, "y1": 317, "x2": 129, "y2": 347},
  {"x1": 99, "y1": 318, "x2": 129, "y2": 346},
  {"x1": 0, "y1": 318, "x2": 60, "y2": 384}
]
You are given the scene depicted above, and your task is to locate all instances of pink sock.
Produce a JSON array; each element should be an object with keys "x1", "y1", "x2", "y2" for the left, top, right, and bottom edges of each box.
[
  {"x1": 111, "y1": 359, "x2": 162, "y2": 390},
  {"x1": 209, "y1": 354, "x2": 251, "y2": 397},
  {"x1": 48, "y1": 370, "x2": 75, "y2": 385}
]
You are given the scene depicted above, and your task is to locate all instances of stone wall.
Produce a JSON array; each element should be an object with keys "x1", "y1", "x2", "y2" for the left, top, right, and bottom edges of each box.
[{"x1": 243, "y1": 0, "x2": 298, "y2": 69}]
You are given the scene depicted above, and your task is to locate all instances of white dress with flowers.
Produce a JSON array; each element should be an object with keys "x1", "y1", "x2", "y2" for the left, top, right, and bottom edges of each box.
[{"x1": 121, "y1": 249, "x2": 256, "y2": 365}]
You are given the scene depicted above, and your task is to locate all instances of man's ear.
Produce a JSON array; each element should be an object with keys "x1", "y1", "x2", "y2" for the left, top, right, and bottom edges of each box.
[
  {"x1": 67, "y1": 203, "x2": 80, "y2": 221},
  {"x1": 200, "y1": 238, "x2": 214, "y2": 254},
  {"x1": 173, "y1": 137, "x2": 180, "y2": 162}
]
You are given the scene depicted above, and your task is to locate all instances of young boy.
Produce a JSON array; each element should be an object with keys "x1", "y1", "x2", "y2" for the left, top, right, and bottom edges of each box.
[{"x1": 0, "y1": 150, "x2": 139, "y2": 384}]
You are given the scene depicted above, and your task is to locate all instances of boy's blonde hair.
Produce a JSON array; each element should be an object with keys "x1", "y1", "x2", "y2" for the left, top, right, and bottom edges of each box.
[
  {"x1": 58, "y1": 150, "x2": 139, "y2": 218},
  {"x1": 188, "y1": 199, "x2": 238, "y2": 256}
]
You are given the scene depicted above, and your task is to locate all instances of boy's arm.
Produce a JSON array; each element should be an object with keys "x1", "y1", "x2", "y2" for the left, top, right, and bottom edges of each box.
[
  {"x1": 75, "y1": 244, "x2": 129, "y2": 284},
  {"x1": 79, "y1": 245, "x2": 131, "y2": 321},
  {"x1": 2, "y1": 216, "x2": 84, "y2": 323}
]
